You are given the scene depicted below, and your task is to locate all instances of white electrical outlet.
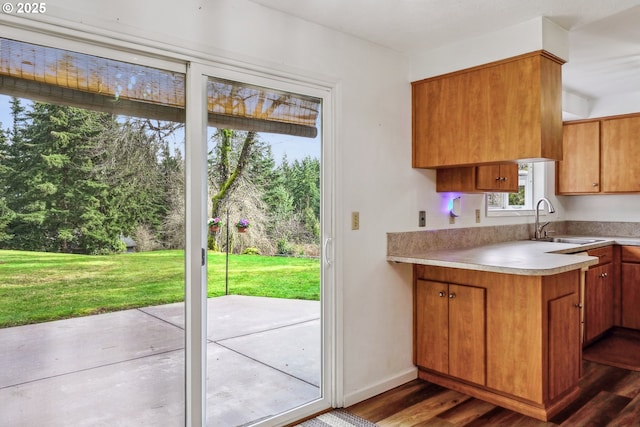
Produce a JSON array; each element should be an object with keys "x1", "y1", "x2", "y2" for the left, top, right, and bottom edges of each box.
[{"x1": 475, "y1": 209, "x2": 481, "y2": 223}]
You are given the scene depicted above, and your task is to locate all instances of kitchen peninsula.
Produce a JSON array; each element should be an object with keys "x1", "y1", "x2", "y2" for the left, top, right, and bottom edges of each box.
[{"x1": 388, "y1": 236, "x2": 611, "y2": 421}]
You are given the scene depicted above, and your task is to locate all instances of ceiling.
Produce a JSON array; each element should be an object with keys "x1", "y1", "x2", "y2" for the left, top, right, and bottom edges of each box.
[{"x1": 250, "y1": 0, "x2": 640, "y2": 117}]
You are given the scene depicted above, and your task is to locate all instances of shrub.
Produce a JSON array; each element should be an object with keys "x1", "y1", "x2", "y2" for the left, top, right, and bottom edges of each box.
[
  {"x1": 242, "y1": 247, "x2": 260, "y2": 255},
  {"x1": 276, "y1": 238, "x2": 295, "y2": 256}
]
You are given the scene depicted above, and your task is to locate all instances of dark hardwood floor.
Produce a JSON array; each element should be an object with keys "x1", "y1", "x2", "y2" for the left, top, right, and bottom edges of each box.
[{"x1": 347, "y1": 360, "x2": 640, "y2": 426}]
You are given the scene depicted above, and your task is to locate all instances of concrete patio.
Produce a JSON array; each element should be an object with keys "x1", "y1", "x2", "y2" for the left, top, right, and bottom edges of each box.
[{"x1": 0, "y1": 295, "x2": 321, "y2": 426}]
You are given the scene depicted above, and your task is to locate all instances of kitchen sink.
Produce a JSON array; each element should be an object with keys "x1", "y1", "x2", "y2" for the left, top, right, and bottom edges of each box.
[{"x1": 550, "y1": 237, "x2": 605, "y2": 245}]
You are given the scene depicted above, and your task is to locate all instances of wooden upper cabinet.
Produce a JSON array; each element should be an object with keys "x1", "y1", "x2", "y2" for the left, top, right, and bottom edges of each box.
[
  {"x1": 601, "y1": 115, "x2": 640, "y2": 192},
  {"x1": 556, "y1": 121, "x2": 601, "y2": 194},
  {"x1": 558, "y1": 114, "x2": 640, "y2": 194},
  {"x1": 476, "y1": 164, "x2": 518, "y2": 192},
  {"x1": 412, "y1": 51, "x2": 564, "y2": 168},
  {"x1": 436, "y1": 163, "x2": 518, "y2": 193}
]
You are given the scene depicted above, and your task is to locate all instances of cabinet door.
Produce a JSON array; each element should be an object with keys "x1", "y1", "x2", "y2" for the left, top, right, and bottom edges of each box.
[
  {"x1": 548, "y1": 292, "x2": 581, "y2": 400},
  {"x1": 556, "y1": 121, "x2": 600, "y2": 194},
  {"x1": 448, "y1": 284, "x2": 486, "y2": 385},
  {"x1": 621, "y1": 263, "x2": 640, "y2": 329},
  {"x1": 415, "y1": 280, "x2": 449, "y2": 373},
  {"x1": 601, "y1": 116, "x2": 640, "y2": 192},
  {"x1": 584, "y1": 264, "x2": 614, "y2": 342},
  {"x1": 476, "y1": 164, "x2": 518, "y2": 192},
  {"x1": 436, "y1": 167, "x2": 477, "y2": 193}
]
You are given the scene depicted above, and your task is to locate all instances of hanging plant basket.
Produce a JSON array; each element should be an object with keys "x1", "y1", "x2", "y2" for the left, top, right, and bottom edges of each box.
[
  {"x1": 236, "y1": 219, "x2": 249, "y2": 233},
  {"x1": 207, "y1": 217, "x2": 221, "y2": 234}
]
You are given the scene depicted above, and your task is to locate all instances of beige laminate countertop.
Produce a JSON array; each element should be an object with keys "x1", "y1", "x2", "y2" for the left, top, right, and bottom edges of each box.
[{"x1": 387, "y1": 236, "x2": 640, "y2": 276}]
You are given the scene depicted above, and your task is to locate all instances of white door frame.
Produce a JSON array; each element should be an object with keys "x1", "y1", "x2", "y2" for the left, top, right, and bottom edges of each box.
[
  {"x1": 185, "y1": 61, "x2": 339, "y2": 426},
  {"x1": 184, "y1": 62, "x2": 210, "y2": 427}
]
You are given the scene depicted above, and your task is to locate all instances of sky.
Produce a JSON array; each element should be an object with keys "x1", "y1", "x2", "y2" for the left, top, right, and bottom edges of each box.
[{"x1": 0, "y1": 95, "x2": 321, "y2": 164}]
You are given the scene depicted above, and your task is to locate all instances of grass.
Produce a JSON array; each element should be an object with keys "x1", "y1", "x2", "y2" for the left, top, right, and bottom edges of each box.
[{"x1": 0, "y1": 249, "x2": 320, "y2": 328}]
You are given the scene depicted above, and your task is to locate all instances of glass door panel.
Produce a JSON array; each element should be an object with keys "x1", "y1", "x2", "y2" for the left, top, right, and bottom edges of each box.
[{"x1": 0, "y1": 38, "x2": 187, "y2": 426}]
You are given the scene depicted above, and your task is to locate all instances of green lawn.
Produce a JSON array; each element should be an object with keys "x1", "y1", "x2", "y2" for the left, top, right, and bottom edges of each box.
[{"x1": 0, "y1": 249, "x2": 320, "y2": 328}]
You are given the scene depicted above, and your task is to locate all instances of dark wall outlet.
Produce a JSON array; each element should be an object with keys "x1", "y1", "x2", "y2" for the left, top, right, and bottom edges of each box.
[{"x1": 419, "y1": 210, "x2": 426, "y2": 227}]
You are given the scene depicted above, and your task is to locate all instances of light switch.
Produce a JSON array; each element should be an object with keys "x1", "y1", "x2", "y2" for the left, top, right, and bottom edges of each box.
[{"x1": 351, "y1": 212, "x2": 359, "y2": 230}]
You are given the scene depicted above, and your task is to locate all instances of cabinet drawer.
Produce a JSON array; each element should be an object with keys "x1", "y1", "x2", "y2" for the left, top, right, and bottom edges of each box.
[
  {"x1": 621, "y1": 246, "x2": 640, "y2": 263},
  {"x1": 587, "y1": 246, "x2": 613, "y2": 266}
]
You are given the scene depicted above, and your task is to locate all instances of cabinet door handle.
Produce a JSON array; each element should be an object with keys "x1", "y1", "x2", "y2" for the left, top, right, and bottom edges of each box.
[
  {"x1": 574, "y1": 303, "x2": 583, "y2": 308},
  {"x1": 600, "y1": 272, "x2": 608, "y2": 278},
  {"x1": 449, "y1": 293, "x2": 456, "y2": 299},
  {"x1": 592, "y1": 183, "x2": 599, "y2": 187},
  {"x1": 503, "y1": 177, "x2": 508, "y2": 181},
  {"x1": 495, "y1": 177, "x2": 501, "y2": 181},
  {"x1": 438, "y1": 291, "x2": 446, "y2": 297}
]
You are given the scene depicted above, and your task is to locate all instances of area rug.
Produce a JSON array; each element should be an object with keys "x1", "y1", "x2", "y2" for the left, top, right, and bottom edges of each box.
[
  {"x1": 296, "y1": 409, "x2": 379, "y2": 426},
  {"x1": 583, "y1": 329, "x2": 640, "y2": 371}
]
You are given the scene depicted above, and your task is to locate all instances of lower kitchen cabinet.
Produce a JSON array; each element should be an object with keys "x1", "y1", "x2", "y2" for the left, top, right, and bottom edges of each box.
[
  {"x1": 584, "y1": 246, "x2": 615, "y2": 343},
  {"x1": 415, "y1": 280, "x2": 485, "y2": 385},
  {"x1": 548, "y1": 291, "x2": 581, "y2": 399},
  {"x1": 414, "y1": 265, "x2": 581, "y2": 421},
  {"x1": 621, "y1": 246, "x2": 640, "y2": 329}
]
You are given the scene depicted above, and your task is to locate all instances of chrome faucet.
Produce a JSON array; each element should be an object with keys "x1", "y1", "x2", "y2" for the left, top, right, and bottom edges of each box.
[{"x1": 534, "y1": 197, "x2": 556, "y2": 240}]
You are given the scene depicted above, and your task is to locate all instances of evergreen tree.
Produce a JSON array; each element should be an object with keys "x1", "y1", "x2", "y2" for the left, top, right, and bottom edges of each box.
[
  {"x1": 282, "y1": 156, "x2": 320, "y2": 240},
  {"x1": 5, "y1": 102, "x2": 114, "y2": 253},
  {"x1": 0, "y1": 125, "x2": 14, "y2": 242}
]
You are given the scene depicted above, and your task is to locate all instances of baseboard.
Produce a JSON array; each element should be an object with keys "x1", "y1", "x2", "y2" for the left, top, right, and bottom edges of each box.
[{"x1": 342, "y1": 366, "x2": 418, "y2": 407}]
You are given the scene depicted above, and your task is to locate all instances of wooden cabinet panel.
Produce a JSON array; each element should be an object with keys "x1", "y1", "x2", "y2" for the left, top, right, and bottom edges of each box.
[
  {"x1": 486, "y1": 273, "x2": 543, "y2": 402},
  {"x1": 621, "y1": 262, "x2": 640, "y2": 329},
  {"x1": 435, "y1": 167, "x2": 477, "y2": 193},
  {"x1": 556, "y1": 121, "x2": 601, "y2": 194},
  {"x1": 476, "y1": 164, "x2": 518, "y2": 192},
  {"x1": 584, "y1": 263, "x2": 614, "y2": 342},
  {"x1": 588, "y1": 246, "x2": 613, "y2": 266},
  {"x1": 413, "y1": 51, "x2": 563, "y2": 168},
  {"x1": 415, "y1": 280, "x2": 486, "y2": 385},
  {"x1": 602, "y1": 116, "x2": 640, "y2": 192},
  {"x1": 548, "y1": 292, "x2": 581, "y2": 400},
  {"x1": 448, "y1": 284, "x2": 486, "y2": 385},
  {"x1": 415, "y1": 280, "x2": 448, "y2": 373},
  {"x1": 621, "y1": 246, "x2": 640, "y2": 263},
  {"x1": 436, "y1": 164, "x2": 518, "y2": 193}
]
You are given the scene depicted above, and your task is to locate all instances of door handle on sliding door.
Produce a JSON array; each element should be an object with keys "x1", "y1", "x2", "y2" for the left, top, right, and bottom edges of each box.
[{"x1": 323, "y1": 237, "x2": 333, "y2": 266}]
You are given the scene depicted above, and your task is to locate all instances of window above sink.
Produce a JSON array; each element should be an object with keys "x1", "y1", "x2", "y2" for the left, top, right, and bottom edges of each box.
[{"x1": 486, "y1": 162, "x2": 549, "y2": 218}]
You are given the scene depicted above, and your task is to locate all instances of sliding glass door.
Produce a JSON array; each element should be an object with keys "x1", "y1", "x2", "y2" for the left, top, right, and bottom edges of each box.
[{"x1": 185, "y1": 64, "x2": 334, "y2": 426}]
